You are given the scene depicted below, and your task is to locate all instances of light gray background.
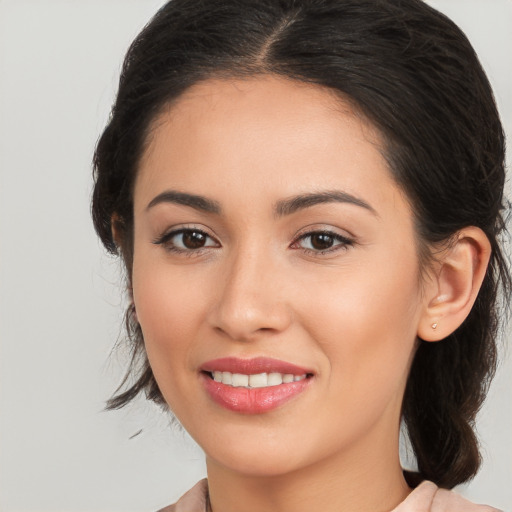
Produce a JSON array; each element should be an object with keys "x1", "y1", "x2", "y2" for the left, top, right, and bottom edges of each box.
[{"x1": 0, "y1": 1, "x2": 510, "y2": 511}]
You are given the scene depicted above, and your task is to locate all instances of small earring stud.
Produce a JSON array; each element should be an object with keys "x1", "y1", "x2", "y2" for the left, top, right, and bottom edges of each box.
[{"x1": 431, "y1": 323, "x2": 438, "y2": 330}]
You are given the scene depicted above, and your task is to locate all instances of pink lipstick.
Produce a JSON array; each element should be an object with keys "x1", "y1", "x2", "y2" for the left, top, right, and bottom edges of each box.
[{"x1": 200, "y1": 357, "x2": 314, "y2": 414}]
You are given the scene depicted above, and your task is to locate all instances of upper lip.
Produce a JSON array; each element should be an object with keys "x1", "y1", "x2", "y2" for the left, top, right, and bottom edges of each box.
[{"x1": 201, "y1": 357, "x2": 313, "y2": 375}]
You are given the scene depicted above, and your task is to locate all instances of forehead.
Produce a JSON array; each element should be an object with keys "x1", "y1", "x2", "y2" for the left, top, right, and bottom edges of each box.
[
  {"x1": 164, "y1": 75, "x2": 358, "y2": 126},
  {"x1": 143, "y1": 75, "x2": 379, "y2": 158},
  {"x1": 135, "y1": 75, "x2": 404, "y2": 217}
]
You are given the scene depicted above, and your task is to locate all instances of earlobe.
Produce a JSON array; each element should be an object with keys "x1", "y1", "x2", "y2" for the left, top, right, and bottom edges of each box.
[{"x1": 417, "y1": 227, "x2": 491, "y2": 342}]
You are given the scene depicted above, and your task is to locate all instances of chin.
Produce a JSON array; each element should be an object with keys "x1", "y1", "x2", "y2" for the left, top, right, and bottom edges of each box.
[{"x1": 207, "y1": 446, "x2": 306, "y2": 477}]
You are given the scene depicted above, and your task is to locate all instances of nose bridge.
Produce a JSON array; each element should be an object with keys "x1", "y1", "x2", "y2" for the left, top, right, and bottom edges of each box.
[{"x1": 210, "y1": 241, "x2": 291, "y2": 340}]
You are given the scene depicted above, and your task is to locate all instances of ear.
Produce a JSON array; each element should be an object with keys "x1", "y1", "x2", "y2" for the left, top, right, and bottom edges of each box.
[
  {"x1": 417, "y1": 227, "x2": 491, "y2": 342},
  {"x1": 110, "y1": 213, "x2": 123, "y2": 249}
]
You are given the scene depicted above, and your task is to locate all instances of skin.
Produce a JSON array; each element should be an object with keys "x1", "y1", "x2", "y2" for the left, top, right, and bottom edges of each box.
[{"x1": 129, "y1": 76, "x2": 489, "y2": 512}]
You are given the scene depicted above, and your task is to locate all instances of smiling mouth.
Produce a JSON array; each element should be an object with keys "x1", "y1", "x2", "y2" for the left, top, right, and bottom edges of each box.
[
  {"x1": 200, "y1": 357, "x2": 314, "y2": 413},
  {"x1": 206, "y1": 371, "x2": 310, "y2": 388}
]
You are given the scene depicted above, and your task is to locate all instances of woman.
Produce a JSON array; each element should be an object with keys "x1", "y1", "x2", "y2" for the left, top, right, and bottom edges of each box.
[{"x1": 92, "y1": 0, "x2": 510, "y2": 510}]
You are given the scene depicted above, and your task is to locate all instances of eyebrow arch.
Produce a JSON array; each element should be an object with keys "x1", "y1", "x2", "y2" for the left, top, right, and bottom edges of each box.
[
  {"x1": 146, "y1": 190, "x2": 221, "y2": 214},
  {"x1": 275, "y1": 191, "x2": 378, "y2": 217}
]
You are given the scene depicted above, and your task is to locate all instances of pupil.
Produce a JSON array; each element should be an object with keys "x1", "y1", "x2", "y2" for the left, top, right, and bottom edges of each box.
[
  {"x1": 311, "y1": 233, "x2": 333, "y2": 250},
  {"x1": 183, "y1": 231, "x2": 206, "y2": 249}
]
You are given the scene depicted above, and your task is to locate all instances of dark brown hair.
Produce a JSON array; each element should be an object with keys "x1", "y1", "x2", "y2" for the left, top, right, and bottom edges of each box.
[{"x1": 92, "y1": 0, "x2": 510, "y2": 489}]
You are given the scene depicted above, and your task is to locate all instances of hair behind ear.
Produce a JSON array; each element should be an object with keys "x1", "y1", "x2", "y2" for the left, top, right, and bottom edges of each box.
[
  {"x1": 402, "y1": 246, "x2": 508, "y2": 488},
  {"x1": 403, "y1": 337, "x2": 484, "y2": 487},
  {"x1": 402, "y1": 221, "x2": 510, "y2": 488}
]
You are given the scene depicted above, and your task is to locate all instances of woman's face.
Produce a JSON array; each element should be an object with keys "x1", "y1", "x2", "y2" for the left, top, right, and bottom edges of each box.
[{"x1": 131, "y1": 76, "x2": 427, "y2": 476}]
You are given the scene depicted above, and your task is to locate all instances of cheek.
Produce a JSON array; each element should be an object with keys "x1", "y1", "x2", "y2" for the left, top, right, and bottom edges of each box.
[
  {"x1": 131, "y1": 257, "x2": 209, "y2": 389},
  {"x1": 304, "y1": 252, "x2": 421, "y2": 401}
]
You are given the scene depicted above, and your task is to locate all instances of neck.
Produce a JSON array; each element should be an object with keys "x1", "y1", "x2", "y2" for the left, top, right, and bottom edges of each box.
[{"x1": 206, "y1": 421, "x2": 411, "y2": 512}]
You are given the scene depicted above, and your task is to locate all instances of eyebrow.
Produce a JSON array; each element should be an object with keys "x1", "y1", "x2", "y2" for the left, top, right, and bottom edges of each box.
[
  {"x1": 146, "y1": 190, "x2": 221, "y2": 214},
  {"x1": 275, "y1": 191, "x2": 378, "y2": 217},
  {"x1": 146, "y1": 189, "x2": 377, "y2": 217}
]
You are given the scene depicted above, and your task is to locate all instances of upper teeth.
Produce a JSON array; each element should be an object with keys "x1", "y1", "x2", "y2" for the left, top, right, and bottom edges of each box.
[{"x1": 212, "y1": 371, "x2": 307, "y2": 388}]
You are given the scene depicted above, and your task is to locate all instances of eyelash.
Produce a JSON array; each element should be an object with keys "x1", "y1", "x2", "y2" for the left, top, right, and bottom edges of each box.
[
  {"x1": 152, "y1": 227, "x2": 219, "y2": 257},
  {"x1": 292, "y1": 230, "x2": 354, "y2": 255},
  {"x1": 153, "y1": 228, "x2": 354, "y2": 256}
]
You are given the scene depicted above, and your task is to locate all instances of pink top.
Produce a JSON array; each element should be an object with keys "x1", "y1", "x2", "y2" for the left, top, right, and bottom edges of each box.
[{"x1": 158, "y1": 479, "x2": 502, "y2": 512}]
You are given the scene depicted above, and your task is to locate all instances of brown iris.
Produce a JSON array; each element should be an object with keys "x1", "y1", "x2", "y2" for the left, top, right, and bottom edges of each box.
[
  {"x1": 182, "y1": 231, "x2": 208, "y2": 249},
  {"x1": 309, "y1": 233, "x2": 335, "y2": 250}
]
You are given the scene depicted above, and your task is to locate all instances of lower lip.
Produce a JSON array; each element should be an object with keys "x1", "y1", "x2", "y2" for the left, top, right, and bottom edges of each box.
[{"x1": 201, "y1": 373, "x2": 312, "y2": 414}]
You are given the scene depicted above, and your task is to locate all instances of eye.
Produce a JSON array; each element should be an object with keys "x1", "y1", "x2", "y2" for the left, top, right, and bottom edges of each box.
[
  {"x1": 153, "y1": 228, "x2": 219, "y2": 254},
  {"x1": 292, "y1": 230, "x2": 354, "y2": 254}
]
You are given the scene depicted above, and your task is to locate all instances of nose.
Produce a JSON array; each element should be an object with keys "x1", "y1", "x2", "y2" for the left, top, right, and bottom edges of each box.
[{"x1": 208, "y1": 247, "x2": 293, "y2": 342}]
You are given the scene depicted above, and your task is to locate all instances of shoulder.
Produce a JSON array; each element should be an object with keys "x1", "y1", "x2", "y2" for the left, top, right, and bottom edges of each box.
[
  {"x1": 392, "y1": 481, "x2": 502, "y2": 512},
  {"x1": 157, "y1": 479, "x2": 208, "y2": 512}
]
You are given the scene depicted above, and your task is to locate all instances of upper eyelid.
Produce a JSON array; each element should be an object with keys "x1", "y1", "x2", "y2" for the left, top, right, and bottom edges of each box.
[
  {"x1": 153, "y1": 225, "x2": 219, "y2": 245},
  {"x1": 157, "y1": 224, "x2": 215, "y2": 237},
  {"x1": 292, "y1": 224, "x2": 355, "y2": 241},
  {"x1": 296, "y1": 229, "x2": 351, "y2": 238},
  {"x1": 293, "y1": 231, "x2": 353, "y2": 245}
]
